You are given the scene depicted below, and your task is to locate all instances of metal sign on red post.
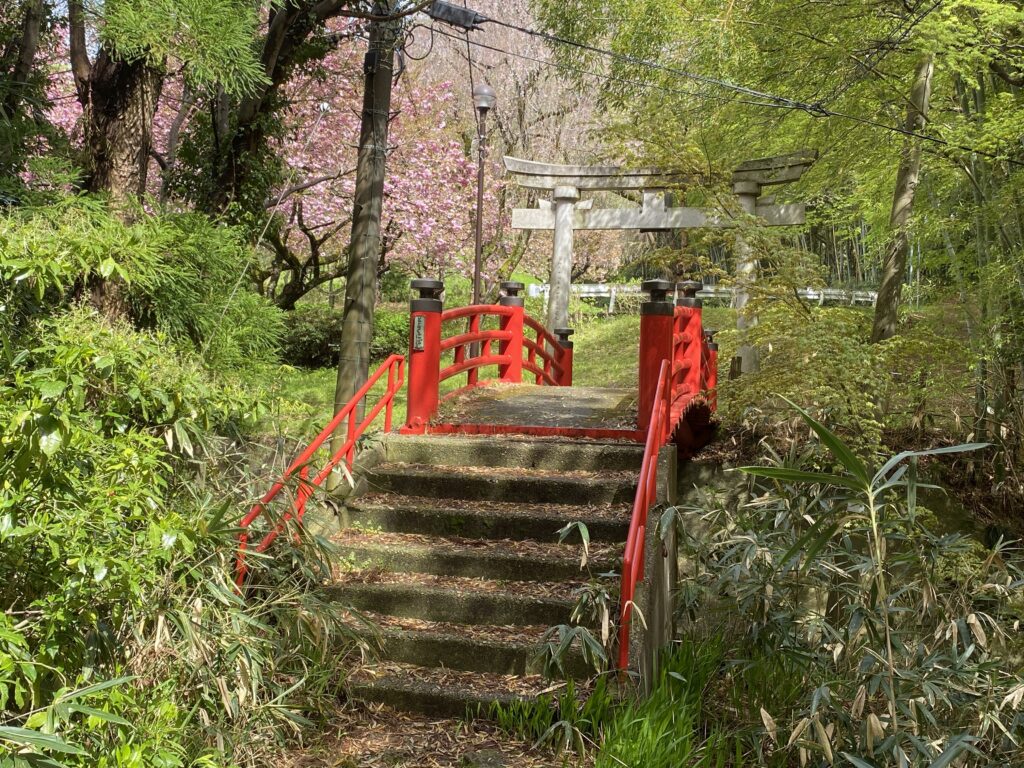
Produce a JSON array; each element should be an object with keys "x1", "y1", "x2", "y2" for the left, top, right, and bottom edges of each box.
[{"x1": 405, "y1": 279, "x2": 443, "y2": 432}]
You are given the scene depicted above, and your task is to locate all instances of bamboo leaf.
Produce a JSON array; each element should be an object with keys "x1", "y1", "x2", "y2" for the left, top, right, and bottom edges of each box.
[
  {"x1": 0, "y1": 727, "x2": 85, "y2": 755},
  {"x1": 780, "y1": 396, "x2": 869, "y2": 487},
  {"x1": 739, "y1": 466, "x2": 863, "y2": 491},
  {"x1": 841, "y1": 753, "x2": 878, "y2": 768},
  {"x1": 927, "y1": 735, "x2": 979, "y2": 768},
  {"x1": 54, "y1": 676, "x2": 134, "y2": 703},
  {"x1": 872, "y1": 444, "x2": 989, "y2": 488}
]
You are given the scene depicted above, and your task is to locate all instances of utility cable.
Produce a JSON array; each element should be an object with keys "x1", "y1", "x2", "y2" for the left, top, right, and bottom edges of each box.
[
  {"x1": 476, "y1": 10, "x2": 1023, "y2": 166},
  {"x1": 430, "y1": 25, "x2": 780, "y2": 108},
  {"x1": 483, "y1": 15, "x2": 830, "y2": 115}
]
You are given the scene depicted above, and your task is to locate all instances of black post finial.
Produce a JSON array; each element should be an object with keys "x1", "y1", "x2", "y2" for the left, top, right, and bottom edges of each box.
[
  {"x1": 410, "y1": 278, "x2": 444, "y2": 312},
  {"x1": 677, "y1": 280, "x2": 704, "y2": 308},
  {"x1": 704, "y1": 328, "x2": 718, "y2": 351},
  {"x1": 642, "y1": 279, "x2": 673, "y2": 303},
  {"x1": 498, "y1": 281, "x2": 525, "y2": 307}
]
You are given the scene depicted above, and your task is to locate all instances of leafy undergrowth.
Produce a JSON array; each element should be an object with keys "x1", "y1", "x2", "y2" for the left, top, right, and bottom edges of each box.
[
  {"x1": 489, "y1": 641, "x2": 749, "y2": 766},
  {"x1": 671, "y1": 407, "x2": 1024, "y2": 766},
  {"x1": 1, "y1": 196, "x2": 362, "y2": 767}
]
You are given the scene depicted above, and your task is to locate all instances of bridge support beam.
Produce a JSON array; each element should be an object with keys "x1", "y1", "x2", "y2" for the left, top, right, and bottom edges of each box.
[{"x1": 675, "y1": 281, "x2": 705, "y2": 401}]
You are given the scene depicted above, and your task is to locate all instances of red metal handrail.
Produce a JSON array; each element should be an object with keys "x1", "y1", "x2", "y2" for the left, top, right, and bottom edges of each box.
[
  {"x1": 438, "y1": 304, "x2": 569, "y2": 391},
  {"x1": 235, "y1": 354, "x2": 405, "y2": 586},
  {"x1": 618, "y1": 359, "x2": 671, "y2": 670},
  {"x1": 441, "y1": 304, "x2": 516, "y2": 322}
]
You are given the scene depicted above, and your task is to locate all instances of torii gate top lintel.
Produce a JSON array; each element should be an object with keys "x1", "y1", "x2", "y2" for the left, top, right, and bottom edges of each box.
[
  {"x1": 505, "y1": 151, "x2": 815, "y2": 332},
  {"x1": 503, "y1": 149, "x2": 817, "y2": 192},
  {"x1": 503, "y1": 156, "x2": 680, "y2": 191}
]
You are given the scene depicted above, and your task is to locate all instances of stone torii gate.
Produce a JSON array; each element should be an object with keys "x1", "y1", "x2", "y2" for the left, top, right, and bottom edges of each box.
[{"x1": 505, "y1": 152, "x2": 815, "y2": 371}]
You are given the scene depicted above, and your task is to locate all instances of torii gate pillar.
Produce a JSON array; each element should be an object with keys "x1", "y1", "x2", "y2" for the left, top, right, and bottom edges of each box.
[
  {"x1": 732, "y1": 180, "x2": 761, "y2": 375},
  {"x1": 549, "y1": 185, "x2": 580, "y2": 330}
]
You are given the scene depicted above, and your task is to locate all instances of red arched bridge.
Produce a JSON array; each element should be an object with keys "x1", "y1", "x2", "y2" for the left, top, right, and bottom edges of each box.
[{"x1": 237, "y1": 278, "x2": 718, "y2": 672}]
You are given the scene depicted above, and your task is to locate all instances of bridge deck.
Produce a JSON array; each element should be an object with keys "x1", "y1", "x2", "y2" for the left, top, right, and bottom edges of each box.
[{"x1": 429, "y1": 384, "x2": 641, "y2": 440}]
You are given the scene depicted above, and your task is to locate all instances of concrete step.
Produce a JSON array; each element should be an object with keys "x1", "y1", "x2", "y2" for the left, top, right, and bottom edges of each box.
[
  {"x1": 354, "y1": 616, "x2": 592, "y2": 678},
  {"x1": 382, "y1": 434, "x2": 644, "y2": 472},
  {"x1": 366, "y1": 463, "x2": 637, "y2": 506},
  {"x1": 333, "y1": 529, "x2": 618, "y2": 583},
  {"x1": 329, "y1": 578, "x2": 577, "y2": 626},
  {"x1": 347, "y1": 662, "x2": 562, "y2": 719},
  {"x1": 342, "y1": 493, "x2": 630, "y2": 543}
]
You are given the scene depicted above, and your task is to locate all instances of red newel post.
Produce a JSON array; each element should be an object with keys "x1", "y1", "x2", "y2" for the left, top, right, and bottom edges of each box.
[
  {"x1": 638, "y1": 279, "x2": 674, "y2": 431},
  {"x1": 405, "y1": 278, "x2": 443, "y2": 433},
  {"x1": 498, "y1": 281, "x2": 525, "y2": 383},
  {"x1": 554, "y1": 327, "x2": 574, "y2": 386},
  {"x1": 676, "y1": 281, "x2": 704, "y2": 400}
]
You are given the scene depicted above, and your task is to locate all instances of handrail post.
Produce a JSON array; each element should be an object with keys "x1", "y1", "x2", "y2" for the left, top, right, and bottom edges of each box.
[
  {"x1": 638, "y1": 279, "x2": 674, "y2": 431},
  {"x1": 676, "y1": 281, "x2": 704, "y2": 403},
  {"x1": 498, "y1": 281, "x2": 525, "y2": 383},
  {"x1": 406, "y1": 279, "x2": 443, "y2": 433},
  {"x1": 553, "y1": 327, "x2": 574, "y2": 386}
]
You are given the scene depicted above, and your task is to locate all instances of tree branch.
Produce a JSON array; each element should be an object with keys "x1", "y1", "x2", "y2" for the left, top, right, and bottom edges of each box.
[
  {"x1": 990, "y1": 60, "x2": 1024, "y2": 88},
  {"x1": 265, "y1": 167, "x2": 357, "y2": 208},
  {"x1": 67, "y1": 0, "x2": 92, "y2": 106}
]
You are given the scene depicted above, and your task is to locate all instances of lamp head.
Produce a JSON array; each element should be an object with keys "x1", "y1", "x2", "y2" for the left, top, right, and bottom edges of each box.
[{"x1": 472, "y1": 83, "x2": 497, "y2": 114}]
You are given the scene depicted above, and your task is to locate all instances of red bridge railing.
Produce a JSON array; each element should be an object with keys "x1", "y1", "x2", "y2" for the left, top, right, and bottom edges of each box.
[
  {"x1": 618, "y1": 358, "x2": 671, "y2": 669},
  {"x1": 619, "y1": 279, "x2": 718, "y2": 670},
  {"x1": 235, "y1": 354, "x2": 405, "y2": 586},
  {"x1": 403, "y1": 280, "x2": 573, "y2": 433}
]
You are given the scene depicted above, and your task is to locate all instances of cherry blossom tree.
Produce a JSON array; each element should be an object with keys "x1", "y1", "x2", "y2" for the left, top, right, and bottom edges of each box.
[{"x1": 254, "y1": 38, "x2": 508, "y2": 308}]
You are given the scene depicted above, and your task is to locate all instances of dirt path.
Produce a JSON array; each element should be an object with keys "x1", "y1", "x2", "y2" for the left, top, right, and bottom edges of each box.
[{"x1": 285, "y1": 703, "x2": 580, "y2": 767}]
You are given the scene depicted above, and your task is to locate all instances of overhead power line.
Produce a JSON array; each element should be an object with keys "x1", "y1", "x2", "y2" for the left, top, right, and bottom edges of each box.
[
  {"x1": 484, "y1": 17, "x2": 830, "y2": 115},
  {"x1": 429, "y1": 25, "x2": 780, "y2": 109},
  {"x1": 424, "y1": 1, "x2": 1021, "y2": 166}
]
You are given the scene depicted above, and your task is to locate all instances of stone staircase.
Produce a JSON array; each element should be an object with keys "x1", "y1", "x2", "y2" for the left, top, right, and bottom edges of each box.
[{"x1": 330, "y1": 434, "x2": 643, "y2": 718}]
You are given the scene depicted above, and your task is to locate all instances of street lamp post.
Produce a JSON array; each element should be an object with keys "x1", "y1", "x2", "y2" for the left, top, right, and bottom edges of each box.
[{"x1": 472, "y1": 83, "x2": 496, "y2": 308}]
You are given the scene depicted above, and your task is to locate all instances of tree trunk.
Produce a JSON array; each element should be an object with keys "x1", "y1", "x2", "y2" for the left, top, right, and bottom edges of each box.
[
  {"x1": 85, "y1": 49, "x2": 164, "y2": 208},
  {"x1": 68, "y1": 1, "x2": 164, "y2": 210},
  {"x1": 0, "y1": 0, "x2": 46, "y2": 173},
  {"x1": 330, "y1": 15, "x2": 399, "y2": 457},
  {"x1": 870, "y1": 54, "x2": 934, "y2": 343},
  {"x1": 2, "y1": 0, "x2": 45, "y2": 116}
]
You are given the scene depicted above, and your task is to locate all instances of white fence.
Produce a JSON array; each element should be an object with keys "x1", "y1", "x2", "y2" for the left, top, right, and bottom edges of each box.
[{"x1": 526, "y1": 283, "x2": 877, "y2": 311}]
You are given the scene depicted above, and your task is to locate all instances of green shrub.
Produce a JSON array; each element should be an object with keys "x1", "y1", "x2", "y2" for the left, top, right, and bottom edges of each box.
[
  {"x1": 0, "y1": 202, "x2": 360, "y2": 766},
  {"x1": 280, "y1": 304, "x2": 343, "y2": 368},
  {"x1": 131, "y1": 211, "x2": 285, "y2": 372},
  {"x1": 0, "y1": 310, "x2": 361, "y2": 766},
  {"x1": 716, "y1": 302, "x2": 969, "y2": 457},
  {"x1": 0, "y1": 195, "x2": 284, "y2": 373},
  {"x1": 673, "y1": 406, "x2": 1024, "y2": 766},
  {"x1": 379, "y1": 265, "x2": 413, "y2": 302},
  {"x1": 280, "y1": 304, "x2": 408, "y2": 369},
  {"x1": 30, "y1": 305, "x2": 263, "y2": 449},
  {"x1": 370, "y1": 306, "x2": 409, "y2": 361}
]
